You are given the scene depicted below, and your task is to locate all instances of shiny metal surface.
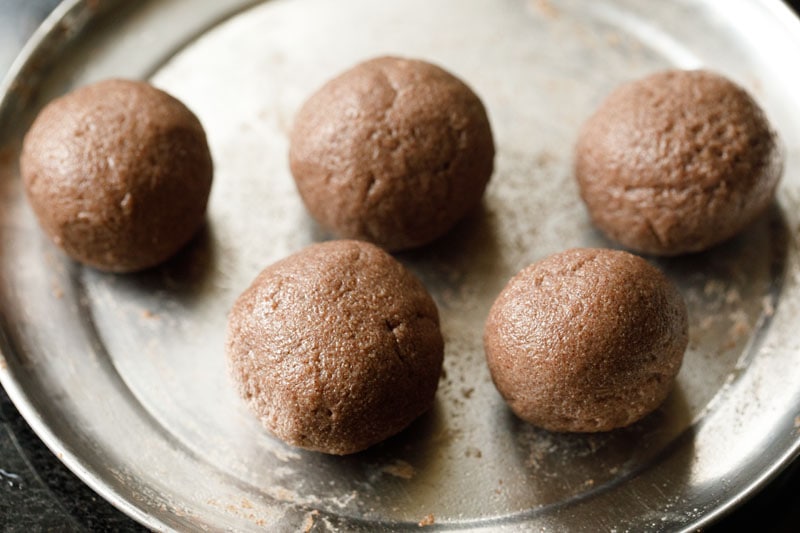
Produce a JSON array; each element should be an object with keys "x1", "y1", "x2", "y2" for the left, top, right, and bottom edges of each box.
[{"x1": 1, "y1": 0, "x2": 800, "y2": 531}]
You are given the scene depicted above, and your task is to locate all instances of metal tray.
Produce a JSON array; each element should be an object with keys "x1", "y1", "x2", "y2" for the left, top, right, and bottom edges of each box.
[{"x1": 2, "y1": 0, "x2": 800, "y2": 530}]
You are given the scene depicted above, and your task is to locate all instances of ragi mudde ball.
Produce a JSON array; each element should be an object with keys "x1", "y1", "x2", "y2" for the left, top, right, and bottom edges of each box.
[
  {"x1": 226, "y1": 240, "x2": 444, "y2": 455},
  {"x1": 21, "y1": 78, "x2": 213, "y2": 272},
  {"x1": 575, "y1": 69, "x2": 782, "y2": 256},
  {"x1": 484, "y1": 248, "x2": 688, "y2": 433},
  {"x1": 289, "y1": 56, "x2": 495, "y2": 251}
]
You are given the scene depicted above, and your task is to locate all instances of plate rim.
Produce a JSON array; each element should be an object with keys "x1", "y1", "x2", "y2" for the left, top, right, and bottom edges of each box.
[{"x1": 2, "y1": 0, "x2": 800, "y2": 531}]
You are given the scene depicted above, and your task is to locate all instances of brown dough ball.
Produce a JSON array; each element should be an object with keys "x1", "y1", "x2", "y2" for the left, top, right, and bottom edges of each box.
[
  {"x1": 483, "y1": 248, "x2": 688, "y2": 433},
  {"x1": 21, "y1": 78, "x2": 213, "y2": 272},
  {"x1": 575, "y1": 69, "x2": 782, "y2": 256},
  {"x1": 226, "y1": 240, "x2": 444, "y2": 455},
  {"x1": 289, "y1": 56, "x2": 495, "y2": 251}
]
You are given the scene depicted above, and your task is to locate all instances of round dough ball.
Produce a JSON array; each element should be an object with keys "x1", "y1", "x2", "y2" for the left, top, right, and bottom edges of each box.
[
  {"x1": 483, "y1": 248, "x2": 688, "y2": 433},
  {"x1": 226, "y1": 240, "x2": 444, "y2": 455},
  {"x1": 289, "y1": 56, "x2": 495, "y2": 251},
  {"x1": 21, "y1": 78, "x2": 213, "y2": 272},
  {"x1": 575, "y1": 69, "x2": 782, "y2": 256}
]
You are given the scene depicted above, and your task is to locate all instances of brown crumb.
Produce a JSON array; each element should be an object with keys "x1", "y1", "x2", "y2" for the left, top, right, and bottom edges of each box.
[
  {"x1": 240, "y1": 498, "x2": 253, "y2": 509},
  {"x1": 724, "y1": 314, "x2": 751, "y2": 349},
  {"x1": 418, "y1": 513, "x2": 435, "y2": 527},
  {"x1": 584, "y1": 479, "x2": 595, "y2": 487},
  {"x1": 268, "y1": 487, "x2": 297, "y2": 502},
  {"x1": 698, "y1": 316, "x2": 715, "y2": 331},
  {"x1": 465, "y1": 446, "x2": 482, "y2": 458},
  {"x1": 530, "y1": 0, "x2": 558, "y2": 18},
  {"x1": 381, "y1": 460, "x2": 416, "y2": 480},
  {"x1": 794, "y1": 415, "x2": 800, "y2": 429},
  {"x1": 725, "y1": 288, "x2": 742, "y2": 305},
  {"x1": 302, "y1": 510, "x2": 319, "y2": 533},
  {"x1": 535, "y1": 150, "x2": 556, "y2": 167},
  {"x1": 141, "y1": 309, "x2": 158, "y2": 319},
  {"x1": 762, "y1": 295, "x2": 775, "y2": 317},
  {"x1": 0, "y1": 358, "x2": 6, "y2": 371},
  {"x1": 606, "y1": 32, "x2": 621, "y2": 45},
  {"x1": 461, "y1": 387, "x2": 474, "y2": 399}
]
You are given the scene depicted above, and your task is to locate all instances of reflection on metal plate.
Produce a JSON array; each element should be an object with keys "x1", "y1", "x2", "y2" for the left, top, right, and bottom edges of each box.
[{"x1": 1, "y1": 0, "x2": 800, "y2": 530}]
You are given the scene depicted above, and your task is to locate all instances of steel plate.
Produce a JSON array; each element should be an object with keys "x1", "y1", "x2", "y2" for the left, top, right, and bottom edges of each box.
[{"x1": 2, "y1": 0, "x2": 800, "y2": 531}]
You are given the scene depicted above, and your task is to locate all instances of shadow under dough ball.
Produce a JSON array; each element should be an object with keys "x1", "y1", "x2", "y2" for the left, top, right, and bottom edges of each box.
[
  {"x1": 21, "y1": 78, "x2": 213, "y2": 272},
  {"x1": 575, "y1": 69, "x2": 782, "y2": 256},
  {"x1": 226, "y1": 240, "x2": 444, "y2": 455},
  {"x1": 289, "y1": 56, "x2": 495, "y2": 251},
  {"x1": 484, "y1": 248, "x2": 688, "y2": 433}
]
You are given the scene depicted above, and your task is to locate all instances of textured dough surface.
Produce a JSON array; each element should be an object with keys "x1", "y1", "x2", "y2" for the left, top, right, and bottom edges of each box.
[
  {"x1": 21, "y1": 78, "x2": 213, "y2": 272},
  {"x1": 484, "y1": 248, "x2": 688, "y2": 433},
  {"x1": 226, "y1": 240, "x2": 444, "y2": 455},
  {"x1": 575, "y1": 69, "x2": 782, "y2": 256},
  {"x1": 290, "y1": 56, "x2": 494, "y2": 251}
]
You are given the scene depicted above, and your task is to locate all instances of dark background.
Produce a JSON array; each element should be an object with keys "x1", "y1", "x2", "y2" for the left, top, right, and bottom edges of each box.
[{"x1": 2, "y1": 0, "x2": 800, "y2": 531}]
